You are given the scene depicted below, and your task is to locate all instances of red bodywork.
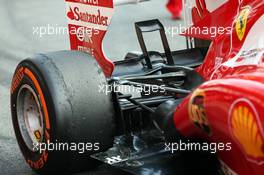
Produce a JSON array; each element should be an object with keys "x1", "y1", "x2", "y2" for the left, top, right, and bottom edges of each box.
[
  {"x1": 64, "y1": 0, "x2": 264, "y2": 174},
  {"x1": 175, "y1": 0, "x2": 264, "y2": 174},
  {"x1": 65, "y1": 0, "x2": 114, "y2": 77}
]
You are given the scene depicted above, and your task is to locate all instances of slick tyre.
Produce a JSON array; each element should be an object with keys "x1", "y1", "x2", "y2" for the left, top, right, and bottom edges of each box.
[{"x1": 10, "y1": 51, "x2": 116, "y2": 174}]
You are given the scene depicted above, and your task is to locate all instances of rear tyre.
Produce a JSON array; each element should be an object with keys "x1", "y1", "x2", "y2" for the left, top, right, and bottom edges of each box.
[{"x1": 10, "y1": 51, "x2": 116, "y2": 174}]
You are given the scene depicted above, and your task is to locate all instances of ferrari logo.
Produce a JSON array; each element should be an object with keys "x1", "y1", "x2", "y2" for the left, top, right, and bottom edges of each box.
[
  {"x1": 188, "y1": 89, "x2": 211, "y2": 135},
  {"x1": 236, "y1": 7, "x2": 251, "y2": 41}
]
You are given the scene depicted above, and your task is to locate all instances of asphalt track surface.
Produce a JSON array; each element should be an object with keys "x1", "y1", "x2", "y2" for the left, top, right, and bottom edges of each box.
[{"x1": 0, "y1": 0, "x2": 186, "y2": 174}]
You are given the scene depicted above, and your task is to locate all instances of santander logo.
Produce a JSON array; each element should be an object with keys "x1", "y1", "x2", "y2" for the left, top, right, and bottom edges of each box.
[
  {"x1": 67, "y1": 7, "x2": 75, "y2": 20},
  {"x1": 67, "y1": 6, "x2": 109, "y2": 26}
]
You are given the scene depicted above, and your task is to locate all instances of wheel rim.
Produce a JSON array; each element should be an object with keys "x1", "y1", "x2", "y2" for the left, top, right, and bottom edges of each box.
[{"x1": 17, "y1": 84, "x2": 44, "y2": 152}]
